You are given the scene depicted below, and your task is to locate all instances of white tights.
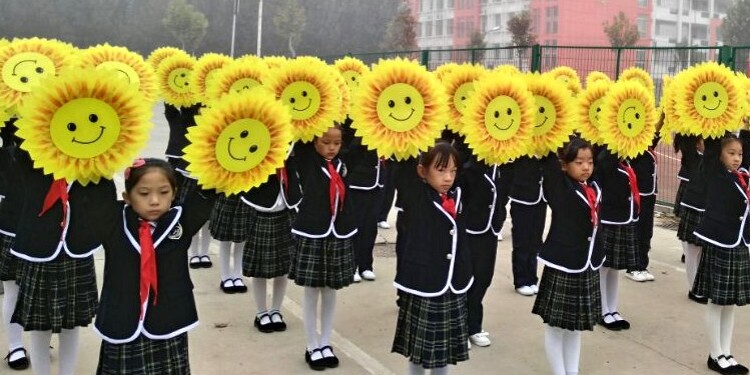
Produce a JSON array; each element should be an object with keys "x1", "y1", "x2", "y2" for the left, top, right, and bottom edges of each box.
[
  {"x1": 303, "y1": 287, "x2": 337, "y2": 355},
  {"x1": 252, "y1": 276, "x2": 288, "y2": 314},
  {"x1": 29, "y1": 328, "x2": 79, "y2": 375},
  {"x1": 407, "y1": 362, "x2": 449, "y2": 375},
  {"x1": 599, "y1": 267, "x2": 620, "y2": 322},
  {"x1": 2, "y1": 280, "x2": 23, "y2": 353},
  {"x1": 189, "y1": 225, "x2": 211, "y2": 257},
  {"x1": 544, "y1": 325, "x2": 581, "y2": 375},
  {"x1": 219, "y1": 241, "x2": 244, "y2": 281},
  {"x1": 706, "y1": 303, "x2": 736, "y2": 361},
  {"x1": 684, "y1": 242, "x2": 702, "y2": 291}
]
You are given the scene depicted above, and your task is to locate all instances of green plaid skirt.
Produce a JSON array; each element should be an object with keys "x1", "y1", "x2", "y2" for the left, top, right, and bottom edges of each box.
[
  {"x1": 677, "y1": 207, "x2": 703, "y2": 246},
  {"x1": 12, "y1": 254, "x2": 98, "y2": 332},
  {"x1": 673, "y1": 181, "x2": 687, "y2": 218},
  {"x1": 175, "y1": 175, "x2": 198, "y2": 206},
  {"x1": 242, "y1": 210, "x2": 295, "y2": 278},
  {"x1": 532, "y1": 266, "x2": 601, "y2": 331},
  {"x1": 597, "y1": 223, "x2": 638, "y2": 270},
  {"x1": 392, "y1": 292, "x2": 469, "y2": 369},
  {"x1": 209, "y1": 195, "x2": 254, "y2": 242},
  {"x1": 0, "y1": 232, "x2": 17, "y2": 281},
  {"x1": 289, "y1": 235, "x2": 354, "y2": 290},
  {"x1": 692, "y1": 243, "x2": 750, "y2": 306},
  {"x1": 96, "y1": 333, "x2": 190, "y2": 375}
]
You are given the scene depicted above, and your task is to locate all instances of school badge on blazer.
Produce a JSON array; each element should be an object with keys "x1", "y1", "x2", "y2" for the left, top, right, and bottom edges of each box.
[{"x1": 168, "y1": 223, "x2": 183, "y2": 240}]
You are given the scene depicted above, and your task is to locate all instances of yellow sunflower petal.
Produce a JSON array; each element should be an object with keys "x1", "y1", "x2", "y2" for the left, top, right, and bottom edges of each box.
[
  {"x1": 619, "y1": 66, "x2": 655, "y2": 93},
  {"x1": 461, "y1": 72, "x2": 535, "y2": 165},
  {"x1": 206, "y1": 59, "x2": 269, "y2": 104},
  {"x1": 0, "y1": 38, "x2": 78, "y2": 108},
  {"x1": 493, "y1": 64, "x2": 521, "y2": 77},
  {"x1": 658, "y1": 75, "x2": 679, "y2": 144},
  {"x1": 351, "y1": 58, "x2": 449, "y2": 160},
  {"x1": 334, "y1": 56, "x2": 369, "y2": 110},
  {"x1": 585, "y1": 71, "x2": 612, "y2": 88},
  {"x1": 15, "y1": 68, "x2": 152, "y2": 185},
  {"x1": 524, "y1": 73, "x2": 576, "y2": 157},
  {"x1": 433, "y1": 62, "x2": 460, "y2": 81},
  {"x1": 191, "y1": 53, "x2": 233, "y2": 103},
  {"x1": 79, "y1": 43, "x2": 158, "y2": 103},
  {"x1": 146, "y1": 46, "x2": 190, "y2": 71},
  {"x1": 331, "y1": 70, "x2": 351, "y2": 121},
  {"x1": 577, "y1": 80, "x2": 611, "y2": 145},
  {"x1": 156, "y1": 54, "x2": 198, "y2": 107},
  {"x1": 672, "y1": 61, "x2": 742, "y2": 138},
  {"x1": 599, "y1": 80, "x2": 657, "y2": 159},
  {"x1": 545, "y1": 66, "x2": 582, "y2": 96},
  {"x1": 438, "y1": 63, "x2": 487, "y2": 134},
  {"x1": 264, "y1": 56, "x2": 341, "y2": 142},
  {"x1": 263, "y1": 56, "x2": 288, "y2": 70},
  {"x1": 184, "y1": 89, "x2": 293, "y2": 195}
]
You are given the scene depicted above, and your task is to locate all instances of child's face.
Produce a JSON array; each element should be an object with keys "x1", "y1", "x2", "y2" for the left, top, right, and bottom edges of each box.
[
  {"x1": 562, "y1": 147, "x2": 594, "y2": 182},
  {"x1": 314, "y1": 127, "x2": 342, "y2": 160},
  {"x1": 122, "y1": 169, "x2": 176, "y2": 222},
  {"x1": 721, "y1": 139, "x2": 742, "y2": 171},
  {"x1": 418, "y1": 156, "x2": 457, "y2": 194}
]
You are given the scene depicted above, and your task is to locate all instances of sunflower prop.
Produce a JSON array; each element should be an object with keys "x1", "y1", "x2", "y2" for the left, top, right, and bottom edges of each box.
[
  {"x1": 332, "y1": 70, "x2": 351, "y2": 121},
  {"x1": 433, "y1": 62, "x2": 459, "y2": 82},
  {"x1": 80, "y1": 43, "x2": 158, "y2": 103},
  {"x1": 15, "y1": 68, "x2": 152, "y2": 185},
  {"x1": 146, "y1": 46, "x2": 190, "y2": 71},
  {"x1": 156, "y1": 54, "x2": 198, "y2": 108},
  {"x1": 461, "y1": 72, "x2": 535, "y2": 165},
  {"x1": 735, "y1": 71, "x2": 750, "y2": 119},
  {"x1": 598, "y1": 80, "x2": 657, "y2": 159},
  {"x1": 493, "y1": 64, "x2": 522, "y2": 77},
  {"x1": 264, "y1": 56, "x2": 288, "y2": 69},
  {"x1": 0, "y1": 38, "x2": 78, "y2": 109},
  {"x1": 350, "y1": 57, "x2": 448, "y2": 160},
  {"x1": 183, "y1": 89, "x2": 293, "y2": 195},
  {"x1": 619, "y1": 66, "x2": 655, "y2": 94},
  {"x1": 524, "y1": 73, "x2": 576, "y2": 157},
  {"x1": 585, "y1": 71, "x2": 611, "y2": 88},
  {"x1": 334, "y1": 56, "x2": 369, "y2": 105},
  {"x1": 577, "y1": 80, "x2": 612, "y2": 146},
  {"x1": 205, "y1": 59, "x2": 268, "y2": 104},
  {"x1": 545, "y1": 66, "x2": 582, "y2": 96},
  {"x1": 671, "y1": 61, "x2": 742, "y2": 138},
  {"x1": 658, "y1": 75, "x2": 680, "y2": 144},
  {"x1": 191, "y1": 53, "x2": 233, "y2": 103},
  {"x1": 438, "y1": 63, "x2": 487, "y2": 134},
  {"x1": 264, "y1": 56, "x2": 340, "y2": 142}
]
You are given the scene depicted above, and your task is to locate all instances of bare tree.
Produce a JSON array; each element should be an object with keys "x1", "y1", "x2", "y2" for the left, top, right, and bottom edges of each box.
[
  {"x1": 603, "y1": 11, "x2": 639, "y2": 47},
  {"x1": 163, "y1": 0, "x2": 208, "y2": 53},
  {"x1": 272, "y1": 0, "x2": 306, "y2": 57},
  {"x1": 507, "y1": 11, "x2": 536, "y2": 70},
  {"x1": 380, "y1": 0, "x2": 418, "y2": 51}
]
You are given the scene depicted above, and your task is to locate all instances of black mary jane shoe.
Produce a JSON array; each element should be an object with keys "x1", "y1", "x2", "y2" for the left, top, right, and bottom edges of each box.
[
  {"x1": 689, "y1": 291, "x2": 709, "y2": 305},
  {"x1": 199, "y1": 255, "x2": 213, "y2": 268},
  {"x1": 727, "y1": 356, "x2": 750, "y2": 375},
  {"x1": 188, "y1": 256, "x2": 202, "y2": 269},
  {"x1": 320, "y1": 345, "x2": 339, "y2": 368},
  {"x1": 220, "y1": 279, "x2": 236, "y2": 294},
  {"x1": 611, "y1": 312, "x2": 630, "y2": 330},
  {"x1": 305, "y1": 349, "x2": 326, "y2": 371},
  {"x1": 5, "y1": 347, "x2": 29, "y2": 370},
  {"x1": 269, "y1": 310, "x2": 287, "y2": 332},
  {"x1": 254, "y1": 313, "x2": 275, "y2": 333},
  {"x1": 232, "y1": 278, "x2": 248, "y2": 293},
  {"x1": 708, "y1": 355, "x2": 738, "y2": 375},
  {"x1": 598, "y1": 313, "x2": 621, "y2": 331}
]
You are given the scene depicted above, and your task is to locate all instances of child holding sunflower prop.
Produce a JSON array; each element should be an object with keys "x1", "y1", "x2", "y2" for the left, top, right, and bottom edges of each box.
[
  {"x1": 577, "y1": 80, "x2": 612, "y2": 148},
  {"x1": 79, "y1": 43, "x2": 159, "y2": 104},
  {"x1": 205, "y1": 58, "x2": 269, "y2": 105},
  {"x1": 438, "y1": 63, "x2": 487, "y2": 135},
  {"x1": 546, "y1": 66, "x2": 582, "y2": 97},
  {"x1": 585, "y1": 71, "x2": 612, "y2": 88},
  {"x1": 594, "y1": 79, "x2": 658, "y2": 330},
  {"x1": 12, "y1": 67, "x2": 152, "y2": 375},
  {"x1": 145, "y1": 46, "x2": 191, "y2": 72}
]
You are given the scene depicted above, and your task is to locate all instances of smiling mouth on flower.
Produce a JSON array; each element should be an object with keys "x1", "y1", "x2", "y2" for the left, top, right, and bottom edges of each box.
[
  {"x1": 292, "y1": 98, "x2": 312, "y2": 112},
  {"x1": 227, "y1": 138, "x2": 247, "y2": 161},
  {"x1": 493, "y1": 119, "x2": 514, "y2": 131},
  {"x1": 389, "y1": 108, "x2": 415, "y2": 122},
  {"x1": 72, "y1": 126, "x2": 105, "y2": 144}
]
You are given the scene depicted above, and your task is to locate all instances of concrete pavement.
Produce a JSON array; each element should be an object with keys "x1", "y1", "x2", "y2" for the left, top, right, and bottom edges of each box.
[{"x1": 0, "y1": 103, "x2": 743, "y2": 374}]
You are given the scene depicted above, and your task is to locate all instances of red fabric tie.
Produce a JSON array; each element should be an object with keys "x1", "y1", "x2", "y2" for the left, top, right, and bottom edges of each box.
[
  {"x1": 580, "y1": 182, "x2": 599, "y2": 225},
  {"x1": 326, "y1": 160, "x2": 346, "y2": 215},
  {"x1": 440, "y1": 193, "x2": 456, "y2": 219},
  {"x1": 38, "y1": 179, "x2": 69, "y2": 232},
  {"x1": 277, "y1": 167, "x2": 289, "y2": 195},
  {"x1": 138, "y1": 220, "x2": 158, "y2": 320},
  {"x1": 732, "y1": 170, "x2": 750, "y2": 199},
  {"x1": 621, "y1": 162, "x2": 641, "y2": 214}
]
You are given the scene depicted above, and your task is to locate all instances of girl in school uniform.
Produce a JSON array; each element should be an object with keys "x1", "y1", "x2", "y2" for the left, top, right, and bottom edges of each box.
[
  {"x1": 627, "y1": 137, "x2": 660, "y2": 282},
  {"x1": 9, "y1": 148, "x2": 110, "y2": 375},
  {"x1": 89, "y1": 158, "x2": 215, "y2": 374},
  {"x1": 288, "y1": 124, "x2": 357, "y2": 371},
  {"x1": 674, "y1": 134, "x2": 703, "y2": 218},
  {"x1": 594, "y1": 145, "x2": 640, "y2": 330},
  {"x1": 392, "y1": 141, "x2": 473, "y2": 375},
  {"x1": 164, "y1": 103, "x2": 213, "y2": 268},
  {"x1": 0, "y1": 121, "x2": 28, "y2": 370},
  {"x1": 209, "y1": 194, "x2": 250, "y2": 293},
  {"x1": 676, "y1": 135, "x2": 707, "y2": 303},
  {"x1": 239, "y1": 157, "x2": 302, "y2": 333},
  {"x1": 692, "y1": 132, "x2": 750, "y2": 375},
  {"x1": 455, "y1": 140, "x2": 503, "y2": 348},
  {"x1": 533, "y1": 137, "x2": 603, "y2": 375}
]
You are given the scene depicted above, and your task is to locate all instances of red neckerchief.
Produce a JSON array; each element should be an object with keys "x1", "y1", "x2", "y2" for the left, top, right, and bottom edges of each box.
[
  {"x1": 732, "y1": 170, "x2": 750, "y2": 199},
  {"x1": 620, "y1": 162, "x2": 641, "y2": 214},
  {"x1": 440, "y1": 193, "x2": 456, "y2": 219},
  {"x1": 138, "y1": 220, "x2": 158, "y2": 320},
  {"x1": 326, "y1": 160, "x2": 346, "y2": 215},
  {"x1": 38, "y1": 179, "x2": 68, "y2": 233},
  {"x1": 580, "y1": 182, "x2": 599, "y2": 226},
  {"x1": 276, "y1": 167, "x2": 289, "y2": 195}
]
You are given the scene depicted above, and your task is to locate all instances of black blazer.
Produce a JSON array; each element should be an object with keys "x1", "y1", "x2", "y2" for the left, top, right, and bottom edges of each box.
[
  {"x1": 538, "y1": 157, "x2": 604, "y2": 272},
  {"x1": 394, "y1": 181, "x2": 473, "y2": 297},
  {"x1": 0, "y1": 122, "x2": 21, "y2": 234},
  {"x1": 632, "y1": 149, "x2": 657, "y2": 196},
  {"x1": 676, "y1": 134, "x2": 702, "y2": 181},
  {"x1": 694, "y1": 131, "x2": 750, "y2": 248},
  {"x1": 680, "y1": 152, "x2": 706, "y2": 211},
  {"x1": 457, "y1": 156, "x2": 503, "y2": 235},
  {"x1": 340, "y1": 123, "x2": 384, "y2": 191},
  {"x1": 92, "y1": 188, "x2": 215, "y2": 343},
  {"x1": 290, "y1": 142, "x2": 356, "y2": 238},
  {"x1": 240, "y1": 160, "x2": 303, "y2": 211},
  {"x1": 164, "y1": 103, "x2": 201, "y2": 161},
  {"x1": 508, "y1": 155, "x2": 550, "y2": 205},
  {"x1": 11, "y1": 150, "x2": 116, "y2": 262},
  {"x1": 595, "y1": 148, "x2": 639, "y2": 225}
]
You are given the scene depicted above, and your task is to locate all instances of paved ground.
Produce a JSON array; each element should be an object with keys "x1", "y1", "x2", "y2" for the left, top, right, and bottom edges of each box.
[{"x1": 2, "y1": 103, "x2": 747, "y2": 374}]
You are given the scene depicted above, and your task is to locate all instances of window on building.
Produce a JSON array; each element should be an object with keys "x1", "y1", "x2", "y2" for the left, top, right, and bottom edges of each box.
[
  {"x1": 422, "y1": 0, "x2": 430, "y2": 11},
  {"x1": 532, "y1": 9, "x2": 540, "y2": 34},
  {"x1": 447, "y1": 19, "x2": 453, "y2": 35},
  {"x1": 480, "y1": 15, "x2": 486, "y2": 32},
  {"x1": 545, "y1": 7, "x2": 558, "y2": 34},
  {"x1": 417, "y1": 22, "x2": 422, "y2": 37},
  {"x1": 495, "y1": 14, "x2": 502, "y2": 28},
  {"x1": 447, "y1": 0, "x2": 454, "y2": 8},
  {"x1": 467, "y1": 20, "x2": 474, "y2": 34},
  {"x1": 714, "y1": 0, "x2": 731, "y2": 14},
  {"x1": 655, "y1": 20, "x2": 677, "y2": 38},
  {"x1": 435, "y1": 19, "x2": 443, "y2": 36},
  {"x1": 436, "y1": 0, "x2": 444, "y2": 9},
  {"x1": 636, "y1": 15, "x2": 648, "y2": 36},
  {"x1": 693, "y1": 0, "x2": 708, "y2": 12},
  {"x1": 638, "y1": 0, "x2": 648, "y2": 6},
  {"x1": 691, "y1": 23, "x2": 708, "y2": 41},
  {"x1": 425, "y1": 20, "x2": 433, "y2": 37},
  {"x1": 656, "y1": 0, "x2": 677, "y2": 7}
]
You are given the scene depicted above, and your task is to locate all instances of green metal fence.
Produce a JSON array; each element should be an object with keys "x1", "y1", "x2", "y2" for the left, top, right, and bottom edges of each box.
[{"x1": 324, "y1": 45, "x2": 750, "y2": 209}]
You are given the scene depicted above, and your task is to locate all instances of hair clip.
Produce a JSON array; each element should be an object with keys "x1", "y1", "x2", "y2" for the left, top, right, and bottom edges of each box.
[{"x1": 124, "y1": 158, "x2": 146, "y2": 180}]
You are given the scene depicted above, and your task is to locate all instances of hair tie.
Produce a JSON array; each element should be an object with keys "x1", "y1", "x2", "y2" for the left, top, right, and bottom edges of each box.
[{"x1": 124, "y1": 158, "x2": 146, "y2": 180}]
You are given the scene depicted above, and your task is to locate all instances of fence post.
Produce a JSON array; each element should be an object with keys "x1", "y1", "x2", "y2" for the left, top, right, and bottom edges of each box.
[
  {"x1": 471, "y1": 48, "x2": 476, "y2": 64},
  {"x1": 614, "y1": 48, "x2": 622, "y2": 79},
  {"x1": 531, "y1": 44, "x2": 542, "y2": 72},
  {"x1": 718, "y1": 45, "x2": 733, "y2": 68},
  {"x1": 420, "y1": 49, "x2": 430, "y2": 68}
]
